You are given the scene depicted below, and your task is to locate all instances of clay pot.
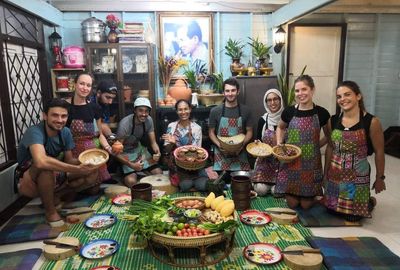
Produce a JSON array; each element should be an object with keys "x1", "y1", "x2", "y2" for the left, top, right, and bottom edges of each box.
[{"x1": 168, "y1": 79, "x2": 192, "y2": 101}]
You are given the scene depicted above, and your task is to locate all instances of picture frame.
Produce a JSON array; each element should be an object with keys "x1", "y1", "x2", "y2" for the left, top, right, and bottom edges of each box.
[{"x1": 158, "y1": 12, "x2": 214, "y2": 74}]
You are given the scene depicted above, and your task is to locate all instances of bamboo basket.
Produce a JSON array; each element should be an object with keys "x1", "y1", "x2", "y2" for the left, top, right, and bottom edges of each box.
[
  {"x1": 78, "y1": 149, "x2": 109, "y2": 168},
  {"x1": 246, "y1": 142, "x2": 272, "y2": 158},
  {"x1": 272, "y1": 144, "x2": 301, "y2": 163},
  {"x1": 217, "y1": 134, "x2": 245, "y2": 153},
  {"x1": 173, "y1": 146, "x2": 208, "y2": 171}
]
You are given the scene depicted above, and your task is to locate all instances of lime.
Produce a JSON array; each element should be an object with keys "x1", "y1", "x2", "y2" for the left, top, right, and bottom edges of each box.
[
  {"x1": 178, "y1": 216, "x2": 186, "y2": 223},
  {"x1": 177, "y1": 223, "x2": 185, "y2": 230},
  {"x1": 166, "y1": 231, "x2": 174, "y2": 236},
  {"x1": 171, "y1": 226, "x2": 178, "y2": 233}
]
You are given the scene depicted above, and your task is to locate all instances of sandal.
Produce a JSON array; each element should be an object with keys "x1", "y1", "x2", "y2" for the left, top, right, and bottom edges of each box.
[{"x1": 47, "y1": 219, "x2": 69, "y2": 231}]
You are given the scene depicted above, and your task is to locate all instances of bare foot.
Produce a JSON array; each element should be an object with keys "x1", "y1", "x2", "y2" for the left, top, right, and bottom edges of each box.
[{"x1": 46, "y1": 211, "x2": 62, "y2": 223}]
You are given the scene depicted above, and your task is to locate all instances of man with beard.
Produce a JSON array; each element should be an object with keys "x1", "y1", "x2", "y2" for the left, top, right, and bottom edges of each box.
[
  {"x1": 208, "y1": 78, "x2": 253, "y2": 177},
  {"x1": 17, "y1": 98, "x2": 98, "y2": 228},
  {"x1": 94, "y1": 80, "x2": 118, "y2": 137},
  {"x1": 116, "y1": 97, "x2": 162, "y2": 187}
]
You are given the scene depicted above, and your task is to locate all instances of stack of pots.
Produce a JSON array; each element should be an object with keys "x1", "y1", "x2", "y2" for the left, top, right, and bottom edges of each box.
[
  {"x1": 81, "y1": 17, "x2": 106, "y2": 43},
  {"x1": 230, "y1": 171, "x2": 252, "y2": 210}
]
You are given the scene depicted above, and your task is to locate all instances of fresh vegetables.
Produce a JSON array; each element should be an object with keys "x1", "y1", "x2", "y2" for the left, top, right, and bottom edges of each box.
[
  {"x1": 211, "y1": 195, "x2": 225, "y2": 210},
  {"x1": 199, "y1": 220, "x2": 238, "y2": 235},
  {"x1": 184, "y1": 209, "x2": 201, "y2": 219},
  {"x1": 175, "y1": 199, "x2": 204, "y2": 209},
  {"x1": 205, "y1": 192, "x2": 216, "y2": 208},
  {"x1": 128, "y1": 196, "x2": 174, "y2": 217}
]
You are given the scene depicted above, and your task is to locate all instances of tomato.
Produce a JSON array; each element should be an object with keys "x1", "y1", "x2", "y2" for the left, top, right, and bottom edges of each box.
[
  {"x1": 184, "y1": 223, "x2": 190, "y2": 229},
  {"x1": 204, "y1": 229, "x2": 210, "y2": 235},
  {"x1": 198, "y1": 228, "x2": 204, "y2": 234},
  {"x1": 183, "y1": 232, "x2": 188, "y2": 237},
  {"x1": 198, "y1": 232, "x2": 203, "y2": 236},
  {"x1": 176, "y1": 231, "x2": 182, "y2": 237}
]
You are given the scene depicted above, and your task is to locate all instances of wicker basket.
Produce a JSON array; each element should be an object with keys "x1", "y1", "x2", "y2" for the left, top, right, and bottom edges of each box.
[
  {"x1": 78, "y1": 148, "x2": 109, "y2": 168},
  {"x1": 217, "y1": 134, "x2": 245, "y2": 153},
  {"x1": 197, "y1": 94, "x2": 224, "y2": 107},
  {"x1": 272, "y1": 144, "x2": 301, "y2": 163},
  {"x1": 246, "y1": 142, "x2": 272, "y2": 158},
  {"x1": 173, "y1": 145, "x2": 208, "y2": 171},
  {"x1": 174, "y1": 196, "x2": 205, "y2": 210}
]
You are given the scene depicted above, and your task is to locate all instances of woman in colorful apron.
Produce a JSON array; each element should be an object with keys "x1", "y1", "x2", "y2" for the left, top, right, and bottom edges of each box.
[
  {"x1": 117, "y1": 97, "x2": 162, "y2": 188},
  {"x1": 275, "y1": 75, "x2": 330, "y2": 209},
  {"x1": 324, "y1": 81, "x2": 385, "y2": 221},
  {"x1": 252, "y1": 89, "x2": 284, "y2": 196},
  {"x1": 162, "y1": 99, "x2": 207, "y2": 191},
  {"x1": 67, "y1": 73, "x2": 112, "y2": 190}
]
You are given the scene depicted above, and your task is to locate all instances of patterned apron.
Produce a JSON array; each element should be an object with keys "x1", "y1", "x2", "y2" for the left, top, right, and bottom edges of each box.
[
  {"x1": 69, "y1": 100, "x2": 110, "y2": 182},
  {"x1": 275, "y1": 105, "x2": 323, "y2": 197},
  {"x1": 325, "y1": 112, "x2": 371, "y2": 217},
  {"x1": 121, "y1": 118, "x2": 156, "y2": 174},
  {"x1": 252, "y1": 125, "x2": 279, "y2": 184},
  {"x1": 213, "y1": 104, "x2": 250, "y2": 171}
]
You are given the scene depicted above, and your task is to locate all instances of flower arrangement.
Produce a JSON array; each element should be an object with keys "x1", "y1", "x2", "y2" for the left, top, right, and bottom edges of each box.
[
  {"x1": 158, "y1": 55, "x2": 188, "y2": 97},
  {"x1": 106, "y1": 14, "x2": 121, "y2": 29}
]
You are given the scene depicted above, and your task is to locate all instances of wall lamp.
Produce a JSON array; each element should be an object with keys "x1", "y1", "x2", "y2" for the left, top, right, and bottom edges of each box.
[{"x1": 273, "y1": 25, "x2": 286, "y2": 54}]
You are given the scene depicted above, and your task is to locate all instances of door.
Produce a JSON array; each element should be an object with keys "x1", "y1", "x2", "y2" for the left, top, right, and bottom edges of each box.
[{"x1": 288, "y1": 25, "x2": 346, "y2": 115}]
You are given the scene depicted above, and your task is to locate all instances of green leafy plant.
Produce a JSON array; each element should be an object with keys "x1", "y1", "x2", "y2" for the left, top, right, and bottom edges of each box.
[
  {"x1": 278, "y1": 64, "x2": 307, "y2": 107},
  {"x1": 224, "y1": 38, "x2": 245, "y2": 59},
  {"x1": 247, "y1": 37, "x2": 272, "y2": 59},
  {"x1": 183, "y1": 68, "x2": 197, "y2": 90},
  {"x1": 211, "y1": 72, "x2": 224, "y2": 93}
]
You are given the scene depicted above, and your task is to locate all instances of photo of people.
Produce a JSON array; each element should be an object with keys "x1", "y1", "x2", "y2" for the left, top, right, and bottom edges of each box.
[{"x1": 160, "y1": 15, "x2": 212, "y2": 73}]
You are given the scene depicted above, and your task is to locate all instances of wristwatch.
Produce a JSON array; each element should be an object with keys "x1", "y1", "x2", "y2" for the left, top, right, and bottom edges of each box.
[{"x1": 378, "y1": 175, "x2": 386, "y2": 181}]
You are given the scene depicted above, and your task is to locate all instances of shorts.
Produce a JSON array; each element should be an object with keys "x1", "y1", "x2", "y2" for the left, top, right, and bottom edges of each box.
[{"x1": 18, "y1": 167, "x2": 67, "y2": 198}]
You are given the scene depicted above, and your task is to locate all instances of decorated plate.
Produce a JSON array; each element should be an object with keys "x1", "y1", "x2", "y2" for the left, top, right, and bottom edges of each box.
[
  {"x1": 90, "y1": 266, "x2": 120, "y2": 270},
  {"x1": 122, "y1": 55, "x2": 133, "y2": 73},
  {"x1": 112, "y1": 194, "x2": 131, "y2": 206},
  {"x1": 243, "y1": 243, "x2": 282, "y2": 265},
  {"x1": 85, "y1": 214, "x2": 117, "y2": 229},
  {"x1": 240, "y1": 210, "x2": 271, "y2": 226},
  {"x1": 80, "y1": 239, "x2": 119, "y2": 259}
]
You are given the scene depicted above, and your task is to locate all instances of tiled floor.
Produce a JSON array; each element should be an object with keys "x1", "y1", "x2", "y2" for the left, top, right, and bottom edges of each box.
[{"x1": 0, "y1": 154, "x2": 399, "y2": 269}]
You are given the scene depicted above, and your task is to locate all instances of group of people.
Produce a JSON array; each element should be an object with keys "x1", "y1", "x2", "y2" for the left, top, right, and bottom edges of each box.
[{"x1": 16, "y1": 73, "x2": 386, "y2": 228}]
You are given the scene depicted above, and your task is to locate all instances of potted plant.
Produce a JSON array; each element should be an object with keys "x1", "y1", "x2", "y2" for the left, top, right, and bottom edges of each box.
[
  {"x1": 247, "y1": 37, "x2": 272, "y2": 68},
  {"x1": 224, "y1": 38, "x2": 245, "y2": 74},
  {"x1": 278, "y1": 64, "x2": 307, "y2": 107}
]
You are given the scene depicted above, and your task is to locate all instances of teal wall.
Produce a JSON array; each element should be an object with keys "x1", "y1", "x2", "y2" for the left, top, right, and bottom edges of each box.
[{"x1": 60, "y1": 11, "x2": 275, "y2": 81}]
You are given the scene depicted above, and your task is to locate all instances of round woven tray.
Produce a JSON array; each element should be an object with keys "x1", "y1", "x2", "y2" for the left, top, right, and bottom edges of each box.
[
  {"x1": 78, "y1": 148, "x2": 109, "y2": 168},
  {"x1": 173, "y1": 146, "x2": 208, "y2": 171},
  {"x1": 246, "y1": 142, "x2": 272, "y2": 157},
  {"x1": 272, "y1": 144, "x2": 301, "y2": 163},
  {"x1": 217, "y1": 134, "x2": 245, "y2": 153}
]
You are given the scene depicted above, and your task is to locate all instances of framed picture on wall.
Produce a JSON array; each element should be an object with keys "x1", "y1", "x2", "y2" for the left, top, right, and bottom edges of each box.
[{"x1": 158, "y1": 12, "x2": 214, "y2": 74}]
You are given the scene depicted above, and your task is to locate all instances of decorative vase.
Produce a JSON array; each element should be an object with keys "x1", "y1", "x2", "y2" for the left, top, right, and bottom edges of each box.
[
  {"x1": 168, "y1": 79, "x2": 192, "y2": 101},
  {"x1": 230, "y1": 58, "x2": 243, "y2": 76},
  {"x1": 107, "y1": 26, "x2": 119, "y2": 43}
]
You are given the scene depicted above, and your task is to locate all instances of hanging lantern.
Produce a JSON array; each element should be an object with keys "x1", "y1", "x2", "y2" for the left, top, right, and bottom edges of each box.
[
  {"x1": 49, "y1": 27, "x2": 64, "y2": 68},
  {"x1": 273, "y1": 25, "x2": 286, "y2": 54}
]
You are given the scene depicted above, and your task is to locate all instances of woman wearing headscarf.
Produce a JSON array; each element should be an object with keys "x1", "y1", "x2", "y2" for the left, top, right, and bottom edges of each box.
[{"x1": 252, "y1": 89, "x2": 284, "y2": 195}]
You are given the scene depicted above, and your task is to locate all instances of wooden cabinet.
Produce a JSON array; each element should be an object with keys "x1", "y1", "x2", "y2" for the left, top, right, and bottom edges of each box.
[
  {"x1": 85, "y1": 43, "x2": 155, "y2": 122},
  {"x1": 50, "y1": 68, "x2": 85, "y2": 98},
  {"x1": 236, "y1": 75, "x2": 279, "y2": 138}
]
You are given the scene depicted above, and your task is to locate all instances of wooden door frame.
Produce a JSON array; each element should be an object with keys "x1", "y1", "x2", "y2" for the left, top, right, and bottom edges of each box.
[{"x1": 286, "y1": 23, "x2": 347, "y2": 114}]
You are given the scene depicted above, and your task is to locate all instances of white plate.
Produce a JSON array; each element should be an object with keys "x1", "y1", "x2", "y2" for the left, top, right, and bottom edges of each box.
[
  {"x1": 122, "y1": 55, "x2": 133, "y2": 73},
  {"x1": 80, "y1": 239, "x2": 119, "y2": 259},
  {"x1": 85, "y1": 214, "x2": 117, "y2": 229},
  {"x1": 243, "y1": 243, "x2": 282, "y2": 265}
]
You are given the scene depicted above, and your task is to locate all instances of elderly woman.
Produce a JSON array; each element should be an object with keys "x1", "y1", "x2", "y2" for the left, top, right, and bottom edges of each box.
[
  {"x1": 162, "y1": 99, "x2": 208, "y2": 192},
  {"x1": 252, "y1": 89, "x2": 284, "y2": 196}
]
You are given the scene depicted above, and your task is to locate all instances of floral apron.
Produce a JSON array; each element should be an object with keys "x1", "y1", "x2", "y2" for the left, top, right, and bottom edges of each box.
[
  {"x1": 325, "y1": 112, "x2": 371, "y2": 217},
  {"x1": 252, "y1": 124, "x2": 279, "y2": 184},
  {"x1": 275, "y1": 105, "x2": 323, "y2": 196},
  {"x1": 213, "y1": 104, "x2": 250, "y2": 171},
  {"x1": 121, "y1": 119, "x2": 156, "y2": 174},
  {"x1": 69, "y1": 98, "x2": 110, "y2": 182}
]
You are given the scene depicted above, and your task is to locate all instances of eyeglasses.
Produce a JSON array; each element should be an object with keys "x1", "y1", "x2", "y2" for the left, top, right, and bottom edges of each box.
[{"x1": 266, "y1": 97, "x2": 281, "y2": 103}]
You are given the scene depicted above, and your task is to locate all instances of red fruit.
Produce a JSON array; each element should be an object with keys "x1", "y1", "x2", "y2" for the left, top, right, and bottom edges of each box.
[
  {"x1": 198, "y1": 232, "x2": 203, "y2": 236},
  {"x1": 183, "y1": 233, "x2": 188, "y2": 237},
  {"x1": 204, "y1": 229, "x2": 210, "y2": 235},
  {"x1": 184, "y1": 223, "x2": 190, "y2": 229}
]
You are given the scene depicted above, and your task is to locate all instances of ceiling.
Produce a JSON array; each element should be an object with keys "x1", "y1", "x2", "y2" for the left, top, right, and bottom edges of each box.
[
  {"x1": 47, "y1": 0, "x2": 291, "y2": 13},
  {"x1": 318, "y1": 0, "x2": 400, "y2": 13}
]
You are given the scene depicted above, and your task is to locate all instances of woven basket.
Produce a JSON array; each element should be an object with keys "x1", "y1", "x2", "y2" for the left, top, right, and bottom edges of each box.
[
  {"x1": 272, "y1": 144, "x2": 301, "y2": 163},
  {"x1": 173, "y1": 145, "x2": 208, "y2": 171},
  {"x1": 174, "y1": 196, "x2": 205, "y2": 210},
  {"x1": 217, "y1": 134, "x2": 245, "y2": 153},
  {"x1": 151, "y1": 196, "x2": 234, "y2": 248},
  {"x1": 246, "y1": 142, "x2": 272, "y2": 158},
  {"x1": 198, "y1": 94, "x2": 224, "y2": 107},
  {"x1": 78, "y1": 148, "x2": 109, "y2": 168}
]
